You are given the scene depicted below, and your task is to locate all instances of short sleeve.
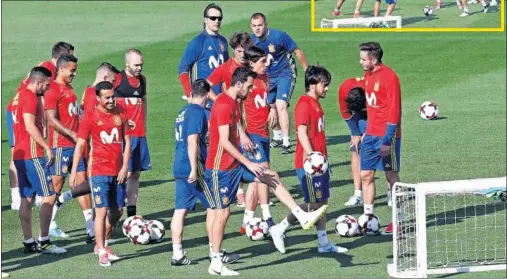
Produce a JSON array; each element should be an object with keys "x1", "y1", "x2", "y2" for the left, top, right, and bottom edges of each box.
[
  {"x1": 208, "y1": 65, "x2": 224, "y2": 86},
  {"x1": 43, "y1": 87, "x2": 60, "y2": 110},
  {"x1": 216, "y1": 101, "x2": 233, "y2": 127},
  {"x1": 77, "y1": 113, "x2": 92, "y2": 140},
  {"x1": 294, "y1": 100, "x2": 311, "y2": 128},
  {"x1": 280, "y1": 31, "x2": 298, "y2": 53},
  {"x1": 186, "y1": 108, "x2": 205, "y2": 136},
  {"x1": 22, "y1": 93, "x2": 38, "y2": 115}
]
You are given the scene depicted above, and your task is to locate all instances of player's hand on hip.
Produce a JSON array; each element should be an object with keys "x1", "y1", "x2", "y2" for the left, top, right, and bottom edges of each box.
[
  {"x1": 187, "y1": 170, "x2": 197, "y2": 184},
  {"x1": 45, "y1": 147, "x2": 54, "y2": 166},
  {"x1": 69, "y1": 172, "x2": 77, "y2": 188},
  {"x1": 117, "y1": 167, "x2": 128, "y2": 184},
  {"x1": 350, "y1": 136, "x2": 362, "y2": 154},
  {"x1": 268, "y1": 108, "x2": 278, "y2": 128},
  {"x1": 380, "y1": 144, "x2": 391, "y2": 157}
]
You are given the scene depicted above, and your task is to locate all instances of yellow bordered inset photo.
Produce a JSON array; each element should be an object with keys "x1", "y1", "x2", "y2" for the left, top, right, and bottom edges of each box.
[{"x1": 311, "y1": 0, "x2": 504, "y2": 32}]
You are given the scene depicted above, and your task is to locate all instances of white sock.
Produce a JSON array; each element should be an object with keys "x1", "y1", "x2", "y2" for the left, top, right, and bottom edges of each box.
[
  {"x1": 237, "y1": 187, "x2": 244, "y2": 195},
  {"x1": 50, "y1": 203, "x2": 59, "y2": 224},
  {"x1": 291, "y1": 206, "x2": 305, "y2": 224},
  {"x1": 354, "y1": 190, "x2": 362, "y2": 197},
  {"x1": 273, "y1": 130, "x2": 283, "y2": 141},
  {"x1": 317, "y1": 230, "x2": 329, "y2": 247},
  {"x1": 282, "y1": 136, "x2": 290, "y2": 147},
  {"x1": 172, "y1": 244, "x2": 183, "y2": 260},
  {"x1": 38, "y1": 236, "x2": 49, "y2": 242},
  {"x1": 209, "y1": 243, "x2": 213, "y2": 254},
  {"x1": 210, "y1": 252, "x2": 223, "y2": 271},
  {"x1": 243, "y1": 210, "x2": 254, "y2": 225},
  {"x1": 260, "y1": 204, "x2": 271, "y2": 220},
  {"x1": 83, "y1": 209, "x2": 94, "y2": 236},
  {"x1": 10, "y1": 187, "x2": 21, "y2": 203},
  {"x1": 279, "y1": 218, "x2": 290, "y2": 231},
  {"x1": 335, "y1": 7, "x2": 340, "y2": 11},
  {"x1": 23, "y1": 238, "x2": 35, "y2": 244},
  {"x1": 464, "y1": 7, "x2": 469, "y2": 12},
  {"x1": 59, "y1": 190, "x2": 73, "y2": 204},
  {"x1": 364, "y1": 204, "x2": 374, "y2": 215},
  {"x1": 49, "y1": 221, "x2": 58, "y2": 230},
  {"x1": 387, "y1": 191, "x2": 392, "y2": 201}
]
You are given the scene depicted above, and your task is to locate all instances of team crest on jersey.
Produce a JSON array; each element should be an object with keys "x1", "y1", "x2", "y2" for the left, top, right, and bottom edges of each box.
[
  {"x1": 222, "y1": 196, "x2": 229, "y2": 205},
  {"x1": 62, "y1": 165, "x2": 68, "y2": 174},
  {"x1": 255, "y1": 151, "x2": 262, "y2": 161},
  {"x1": 113, "y1": 115, "x2": 122, "y2": 126},
  {"x1": 374, "y1": 81, "x2": 380, "y2": 92},
  {"x1": 316, "y1": 190, "x2": 322, "y2": 199},
  {"x1": 95, "y1": 195, "x2": 102, "y2": 205},
  {"x1": 219, "y1": 43, "x2": 225, "y2": 52},
  {"x1": 268, "y1": 43, "x2": 275, "y2": 53}
]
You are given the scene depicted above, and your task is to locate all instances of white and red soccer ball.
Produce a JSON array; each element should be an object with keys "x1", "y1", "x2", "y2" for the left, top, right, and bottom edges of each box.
[
  {"x1": 423, "y1": 6, "x2": 434, "y2": 16},
  {"x1": 303, "y1": 152, "x2": 329, "y2": 176},
  {"x1": 122, "y1": 216, "x2": 165, "y2": 245},
  {"x1": 335, "y1": 215, "x2": 360, "y2": 237},
  {"x1": 358, "y1": 214, "x2": 381, "y2": 236},
  {"x1": 245, "y1": 218, "x2": 269, "y2": 241},
  {"x1": 419, "y1": 101, "x2": 439, "y2": 120}
]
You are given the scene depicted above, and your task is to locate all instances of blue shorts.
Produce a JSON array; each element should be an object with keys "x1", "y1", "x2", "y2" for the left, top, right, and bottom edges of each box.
[
  {"x1": 14, "y1": 158, "x2": 55, "y2": 199},
  {"x1": 296, "y1": 168, "x2": 330, "y2": 203},
  {"x1": 90, "y1": 176, "x2": 126, "y2": 208},
  {"x1": 360, "y1": 135, "x2": 401, "y2": 172},
  {"x1": 268, "y1": 69, "x2": 297, "y2": 105},
  {"x1": 175, "y1": 177, "x2": 214, "y2": 210},
  {"x1": 6, "y1": 110, "x2": 15, "y2": 148},
  {"x1": 350, "y1": 119, "x2": 368, "y2": 153},
  {"x1": 382, "y1": 0, "x2": 397, "y2": 4},
  {"x1": 205, "y1": 166, "x2": 256, "y2": 209},
  {"x1": 204, "y1": 100, "x2": 214, "y2": 121},
  {"x1": 49, "y1": 147, "x2": 86, "y2": 177},
  {"x1": 128, "y1": 136, "x2": 151, "y2": 172},
  {"x1": 241, "y1": 134, "x2": 270, "y2": 164}
]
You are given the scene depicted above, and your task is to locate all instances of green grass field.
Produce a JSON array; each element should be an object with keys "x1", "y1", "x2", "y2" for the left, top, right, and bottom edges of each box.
[
  {"x1": 313, "y1": 0, "x2": 503, "y2": 28},
  {"x1": 1, "y1": 1, "x2": 506, "y2": 278}
]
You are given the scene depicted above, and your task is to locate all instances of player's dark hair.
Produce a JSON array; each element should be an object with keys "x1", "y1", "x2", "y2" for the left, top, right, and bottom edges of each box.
[
  {"x1": 98, "y1": 62, "x2": 120, "y2": 74},
  {"x1": 56, "y1": 54, "x2": 78, "y2": 70},
  {"x1": 52, "y1": 41, "x2": 74, "y2": 59},
  {"x1": 250, "y1": 12, "x2": 267, "y2": 23},
  {"x1": 346, "y1": 87, "x2": 366, "y2": 113},
  {"x1": 95, "y1": 81, "x2": 114, "y2": 96},
  {"x1": 28, "y1": 66, "x2": 52, "y2": 83},
  {"x1": 231, "y1": 67, "x2": 257, "y2": 87},
  {"x1": 229, "y1": 31, "x2": 253, "y2": 50},
  {"x1": 304, "y1": 65, "x2": 331, "y2": 91},
  {"x1": 243, "y1": 46, "x2": 266, "y2": 69},
  {"x1": 203, "y1": 3, "x2": 223, "y2": 28},
  {"x1": 359, "y1": 42, "x2": 383, "y2": 62},
  {"x1": 191, "y1": 79, "x2": 211, "y2": 98}
]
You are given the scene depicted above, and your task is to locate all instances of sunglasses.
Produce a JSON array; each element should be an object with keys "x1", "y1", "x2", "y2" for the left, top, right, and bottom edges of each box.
[{"x1": 207, "y1": 16, "x2": 223, "y2": 22}]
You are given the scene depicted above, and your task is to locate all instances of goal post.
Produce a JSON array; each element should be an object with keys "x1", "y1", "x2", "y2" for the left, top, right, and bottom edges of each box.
[
  {"x1": 320, "y1": 16, "x2": 402, "y2": 29},
  {"x1": 388, "y1": 177, "x2": 507, "y2": 278}
]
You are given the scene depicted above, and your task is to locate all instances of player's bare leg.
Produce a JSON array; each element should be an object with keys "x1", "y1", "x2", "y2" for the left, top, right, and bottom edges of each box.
[
  {"x1": 241, "y1": 182, "x2": 259, "y2": 234},
  {"x1": 345, "y1": 151, "x2": 363, "y2": 206},
  {"x1": 170, "y1": 208, "x2": 197, "y2": 265},
  {"x1": 436, "y1": 0, "x2": 442, "y2": 9},
  {"x1": 94, "y1": 206, "x2": 110, "y2": 266},
  {"x1": 257, "y1": 182, "x2": 274, "y2": 225},
  {"x1": 19, "y1": 197, "x2": 34, "y2": 244},
  {"x1": 9, "y1": 150, "x2": 20, "y2": 210},
  {"x1": 382, "y1": 170, "x2": 400, "y2": 234},
  {"x1": 209, "y1": 208, "x2": 239, "y2": 276},
  {"x1": 126, "y1": 171, "x2": 140, "y2": 217},
  {"x1": 38, "y1": 194, "x2": 66, "y2": 254},
  {"x1": 334, "y1": 0, "x2": 346, "y2": 16},
  {"x1": 236, "y1": 184, "x2": 245, "y2": 207},
  {"x1": 49, "y1": 176, "x2": 69, "y2": 238},
  {"x1": 313, "y1": 200, "x2": 348, "y2": 253},
  {"x1": 460, "y1": 0, "x2": 470, "y2": 15},
  {"x1": 73, "y1": 172, "x2": 94, "y2": 242},
  {"x1": 360, "y1": 170, "x2": 379, "y2": 235},
  {"x1": 385, "y1": 3, "x2": 396, "y2": 16},
  {"x1": 276, "y1": 100, "x2": 292, "y2": 154},
  {"x1": 374, "y1": 0, "x2": 381, "y2": 16},
  {"x1": 354, "y1": 0, "x2": 365, "y2": 17}
]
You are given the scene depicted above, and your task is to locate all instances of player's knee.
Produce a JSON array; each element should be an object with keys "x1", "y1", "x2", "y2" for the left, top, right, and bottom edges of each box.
[
  {"x1": 40, "y1": 194, "x2": 56, "y2": 205},
  {"x1": 360, "y1": 171, "x2": 374, "y2": 184},
  {"x1": 275, "y1": 100, "x2": 288, "y2": 111},
  {"x1": 108, "y1": 208, "x2": 122, "y2": 226},
  {"x1": 128, "y1": 172, "x2": 141, "y2": 180},
  {"x1": 385, "y1": 171, "x2": 399, "y2": 186}
]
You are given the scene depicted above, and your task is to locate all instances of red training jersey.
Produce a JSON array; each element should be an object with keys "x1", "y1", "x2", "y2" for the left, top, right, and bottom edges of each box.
[
  {"x1": 13, "y1": 89, "x2": 45, "y2": 160},
  {"x1": 78, "y1": 106, "x2": 129, "y2": 177},
  {"x1": 294, "y1": 95, "x2": 327, "y2": 169},
  {"x1": 241, "y1": 74, "x2": 270, "y2": 138},
  {"x1": 81, "y1": 86, "x2": 98, "y2": 113},
  {"x1": 113, "y1": 73, "x2": 147, "y2": 137},
  {"x1": 338, "y1": 77, "x2": 365, "y2": 120},
  {"x1": 363, "y1": 64, "x2": 402, "y2": 137},
  {"x1": 44, "y1": 82, "x2": 80, "y2": 148},
  {"x1": 208, "y1": 58, "x2": 242, "y2": 91},
  {"x1": 206, "y1": 93, "x2": 241, "y2": 171}
]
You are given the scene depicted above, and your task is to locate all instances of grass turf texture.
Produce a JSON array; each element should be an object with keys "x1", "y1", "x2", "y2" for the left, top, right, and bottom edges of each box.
[
  {"x1": 313, "y1": 0, "x2": 503, "y2": 28},
  {"x1": 1, "y1": 1, "x2": 506, "y2": 278}
]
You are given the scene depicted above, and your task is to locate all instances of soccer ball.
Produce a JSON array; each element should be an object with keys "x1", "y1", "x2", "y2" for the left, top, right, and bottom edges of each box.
[
  {"x1": 127, "y1": 222, "x2": 151, "y2": 245},
  {"x1": 358, "y1": 214, "x2": 381, "y2": 236},
  {"x1": 245, "y1": 218, "x2": 269, "y2": 241},
  {"x1": 423, "y1": 6, "x2": 434, "y2": 16},
  {"x1": 145, "y1": 219, "x2": 165, "y2": 243},
  {"x1": 419, "y1": 101, "x2": 439, "y2": 120},
  {"x1": 303, "y1": 152, "x2": 329, "y2": 176},
  {"x1": 335, "y1": 215, "x2": 360, "y2": 237},
  {"x1": 122, "y1": 215, "x2": 145, "y2": 236}
]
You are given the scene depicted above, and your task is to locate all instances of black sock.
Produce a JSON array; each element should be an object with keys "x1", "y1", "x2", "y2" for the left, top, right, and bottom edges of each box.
[{"x1": 127, "y1": 205, "x2": 137, "y2": 217}]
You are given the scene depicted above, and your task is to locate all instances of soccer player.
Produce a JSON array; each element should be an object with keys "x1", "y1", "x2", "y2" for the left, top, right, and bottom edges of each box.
[
  {"x1": 237, "y1": 46, "x2": 276, "y2": 233},
  {"x1": 178, "y1": 3, "x2": 229, "y2": 118},
  {"x1": 205, "y1": 66, "x2": 328, "y2": 275},
  {"x1": 338, "y1": 77, "x2": 367, "y2": 206},
  {"x1": 359, "y1": 42, "x2": 401, "y2": 234},
  {"x1": 353, "y1": 0, "x2": 397, "y2": 18},
  {"x1": 267, "y1": 66, "x2": 348, "y2": 254},
  {"x1": 13, "y1": 66, "x2": 66, "y2": 254},
  {"x1": 171, "y1": 79, "x2": 239, "y2": 266},
  {"x1": 113, "y1": 49, "x2": 151, "y2": 218},
  {"x1": 207, "y1": 31, "x2": 255, "y2": 207},
  {"x1": 5, "y1": 42, "x2": 75, "y2": 210},
  {"x1": 250, "y1": 13, "x2": 309, "y2": 154},
  {"x1": 458, "y1": 0, "x2": 490, "y2": 16},
  {"x1": 44, "y1": 54, "x2": 93, "y2": 239},
  {"x1": 70, "y1": 81, "x2": 131, "y2": 267}
]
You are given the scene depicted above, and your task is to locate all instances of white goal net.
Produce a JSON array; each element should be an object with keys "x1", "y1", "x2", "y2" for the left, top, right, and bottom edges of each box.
[
  {"x1": 388, "y1": 177, "x2": 507, "y2": 278},
  {"x1": 320, "y1": 16, "x2": 402, "y2": 29}
]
